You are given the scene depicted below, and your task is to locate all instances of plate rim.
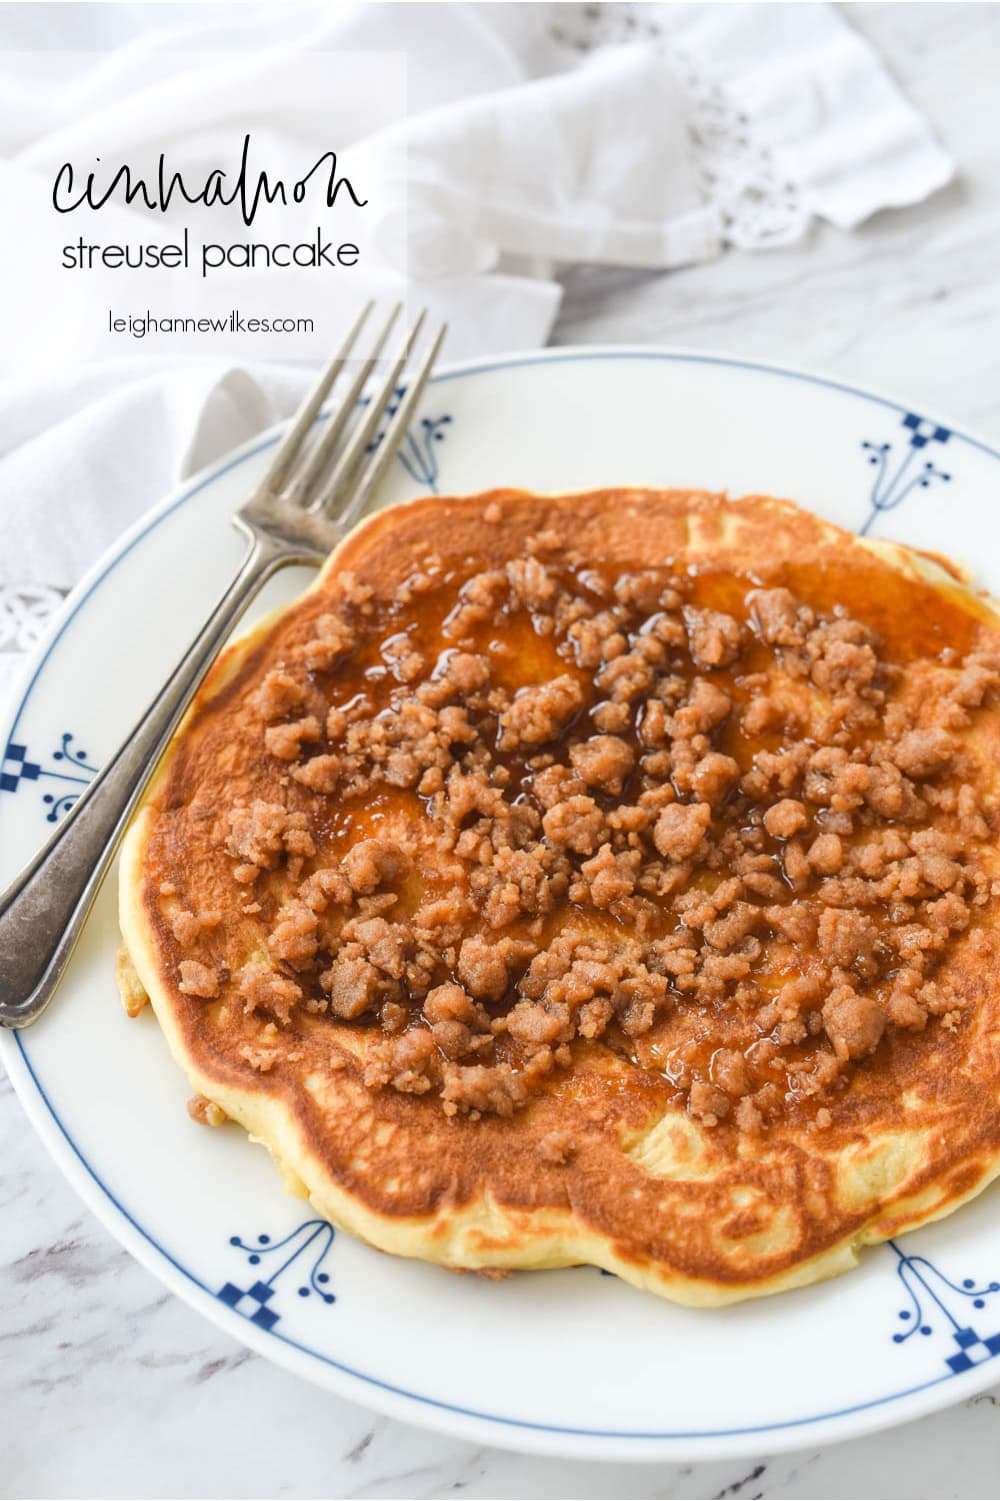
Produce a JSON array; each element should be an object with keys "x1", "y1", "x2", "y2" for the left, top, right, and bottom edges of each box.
[{"x1": 4, "y1": 343, "x2": 1000, "y2": 1461}]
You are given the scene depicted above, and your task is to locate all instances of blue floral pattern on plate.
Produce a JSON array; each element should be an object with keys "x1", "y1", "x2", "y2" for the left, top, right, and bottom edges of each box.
[
  {"x1": 363, "y1": 385, "x2": 452, "y2": 493},
  {"x1": 859, "y1": 411, "x2": 952, "y2": 535},
  {"x1": 889, "y1": 1239, "x2": 1000, "y2": 1374},
  {"x1": 0, "y1": 732, "x2": 98, "y2": 822},
  {"x1": 218, "y1": 1219, "x2": 336, "y2": 1330},
  {"x1": 213, "y1": 1218, "x2": 1000, "y2": 1389}
]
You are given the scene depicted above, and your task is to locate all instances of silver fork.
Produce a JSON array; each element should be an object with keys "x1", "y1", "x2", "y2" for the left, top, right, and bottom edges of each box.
[{"x1": 0, "y1": 304, "x2": 446, "y2": 1028}]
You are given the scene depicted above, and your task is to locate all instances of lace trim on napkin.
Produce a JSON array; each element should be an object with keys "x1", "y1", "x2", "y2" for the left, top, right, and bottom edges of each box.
[
  {"x1": 548, "y1": 2, "x2": 806, "y2": 250},
  {"x1": 0, "y1": 584, "x2": 65, "y2": 656}
]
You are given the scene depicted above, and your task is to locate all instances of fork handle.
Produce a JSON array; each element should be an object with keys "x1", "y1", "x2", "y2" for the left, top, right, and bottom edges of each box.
[{"x1": 0, "y1": 530, "x2": 291, "y2": 1028}]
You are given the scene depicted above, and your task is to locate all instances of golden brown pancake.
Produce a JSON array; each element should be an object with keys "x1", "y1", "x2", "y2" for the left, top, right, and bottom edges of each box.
[{"x1": 118, "y1": 488, "x2": 1000, "y2": 1304}]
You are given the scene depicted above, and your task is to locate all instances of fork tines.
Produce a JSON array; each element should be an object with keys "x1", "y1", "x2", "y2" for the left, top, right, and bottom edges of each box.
[{"x1": 259, "y1": 303, "x2": 447, "y2": 528}]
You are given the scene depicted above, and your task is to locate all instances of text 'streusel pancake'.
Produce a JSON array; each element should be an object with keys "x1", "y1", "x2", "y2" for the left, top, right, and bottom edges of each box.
[{"x1": 118, "y1": 488, "x2": 1000, "y2": 1304}]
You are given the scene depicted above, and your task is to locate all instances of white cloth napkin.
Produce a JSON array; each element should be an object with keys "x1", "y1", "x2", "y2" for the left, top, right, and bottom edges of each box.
[{"x1": 0, "y1": 0, "x2": 954, "y2": 705}]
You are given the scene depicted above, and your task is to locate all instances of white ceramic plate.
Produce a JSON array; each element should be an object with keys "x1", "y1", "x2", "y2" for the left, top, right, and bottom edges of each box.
[{"x1": 5, "y1": 348, "x2": 1000, "y2": 1462}]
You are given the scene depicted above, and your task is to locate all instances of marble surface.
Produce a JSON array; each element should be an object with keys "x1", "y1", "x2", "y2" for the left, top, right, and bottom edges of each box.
[{"x1": 6, "y1": 4, "x2": 1000, "y2": 1497}]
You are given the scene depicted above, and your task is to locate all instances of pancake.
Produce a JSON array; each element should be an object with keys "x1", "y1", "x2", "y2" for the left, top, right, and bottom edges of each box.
[{"x1": 118, "y1": 488, "x2": 1000, "y2": 1305}]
